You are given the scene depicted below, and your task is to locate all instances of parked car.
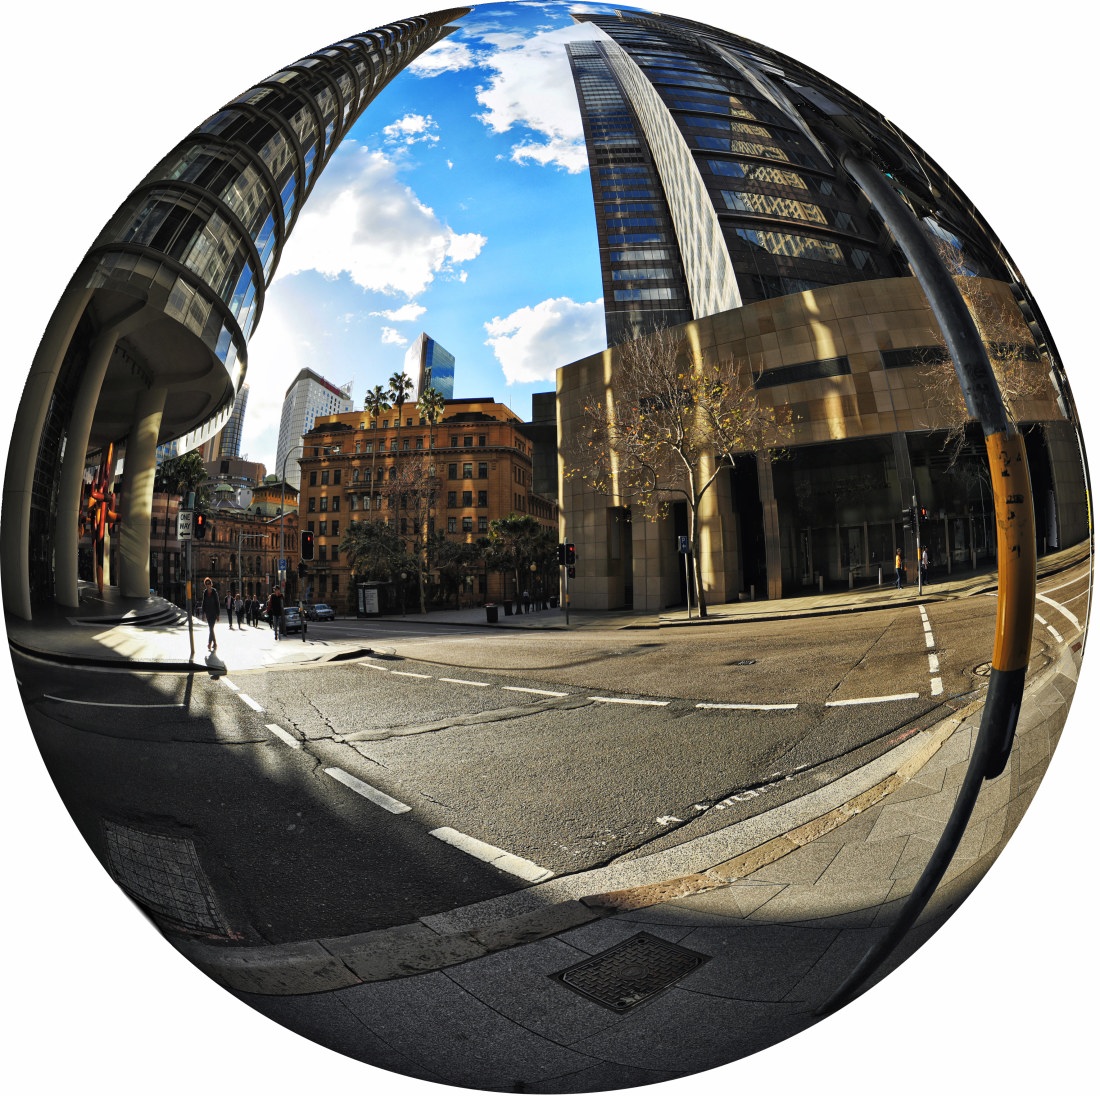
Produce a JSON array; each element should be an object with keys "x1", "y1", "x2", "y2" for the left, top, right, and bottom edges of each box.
[
  {"x1": 261, "y1": 604, "x2": 303, "y2": 633},
  {"x1": 306, "y1": 602, "x2": 335, "y2": 621}
]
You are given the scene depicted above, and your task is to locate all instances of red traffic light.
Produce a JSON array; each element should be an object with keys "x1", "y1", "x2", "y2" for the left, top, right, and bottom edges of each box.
[
  {"x1": 300, "y1": 529, "x2": 315, "y2": 561},
  {"x1": 193, "y1": 512, "x2": 208, "y2": 540}
]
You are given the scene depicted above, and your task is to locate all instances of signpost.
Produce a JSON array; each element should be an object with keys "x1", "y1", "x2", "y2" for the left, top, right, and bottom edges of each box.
[{"x1": 181, "y1": 498, "x2": 195, "y2": 660}]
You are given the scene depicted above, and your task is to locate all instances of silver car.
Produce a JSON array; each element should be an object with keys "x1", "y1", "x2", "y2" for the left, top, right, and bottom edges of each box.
[{"x1": 307, "y1": 602, "x2": 335, "y2": 621}]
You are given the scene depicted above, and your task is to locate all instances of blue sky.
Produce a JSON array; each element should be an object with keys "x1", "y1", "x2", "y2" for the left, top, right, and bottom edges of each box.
[{"x1": 244, "y1": 2, "x2": 642, "y2": 467}]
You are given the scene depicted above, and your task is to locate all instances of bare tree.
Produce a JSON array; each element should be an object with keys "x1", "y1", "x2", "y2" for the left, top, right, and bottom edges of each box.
[
  {"x1": 920, "y1": 240, "x2": 1052, "y2": 463},
  {"x1": 568, "y1": 326, "x2": 790, "y2": 618}
]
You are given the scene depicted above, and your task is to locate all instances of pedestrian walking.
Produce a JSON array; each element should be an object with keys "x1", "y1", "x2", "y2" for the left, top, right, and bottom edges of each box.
[
  {"x1": 267, "y1": 585, "x2": 285, "y2": 640},
  {"x1": 521, "y1": 588, "x2": 531, "y2": 614},
  {"x1": 200, "y1": 577, "x2": 220, "y2": 652},
  {"x1": 250, "y1": 595, "x2": 261, "y2": 626},
  {"x1": 920, "y1": 546, "x2": 930, "y2": 585},
  {"x1": 224, "y1": 592, "x2": 235, "y2": 629},
  {"x1": 894, "y1": 547, "x2": 904, "y2": 589},
  {"x1": 234, "y1": 593, "x2": 245, "y2": 628}
]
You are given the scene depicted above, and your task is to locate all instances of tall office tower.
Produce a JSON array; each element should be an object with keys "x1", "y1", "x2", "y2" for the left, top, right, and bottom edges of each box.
[
  {"x1": 4, "y1": 8, "x2": 471, "y2": 617},
  {"x1": 218, "y1": 384, "x2": 249, "y2": 459},
  {"x1": 276, "y1": 369, "x2": 354, "y2": 490},
  {"x1": 404, "y1": 332, "x2": 456, "y2": 399},
  {"x1": 569, "y1": 9, "x2": 959, "y2": 343}
]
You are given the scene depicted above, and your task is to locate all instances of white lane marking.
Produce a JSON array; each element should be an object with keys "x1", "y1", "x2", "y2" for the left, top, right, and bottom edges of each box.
[
  {"x1": 42, "y1": 696, "x2": 184, "y2": 708},
  {"x1": 439, "y1": 677, "x2": 490, "y2": 687},
  {"x1": 924, "y1": 632, "x2": 935, "y2": 648},
  {"x1": 1036, "y1": 592, "x2": 1081, "y2": 632},
  {"x1": 221, "y1": 679, "x2": 240, "y2": 691},
  {"x1": 429, "y1": 827, "x2": 554, "y2": 882},
  {"x1": 323, "y1": 768, "x2": 411, "y2": 814},
  {"x1": 590, "y1": 696, "x2": 669, "y2": 706},
  {"x1": 1036, "y1": 614, "x2": 1065, "y2": 643},
  {"x1": 931, "y1": 677, "x2": 944, "y2": 696},
  {"x1": 501, "y1": 686, "x2": 569, "y2": 697},
  {"x1": 826, "y1": 693, "x2": 920, "y2": 707},
  {"x1": 696, "y1": 702, "x2": 798, "y2": 711},
  {"x1": 266, "y1": 724, "x2": 300, "y2": 749},
  {"x1": 928, "y1": 653, "x2": 940, "y2": 673},
  {"x1": 360, "y1": 662, "x2": 390, "y2": 672},
  {"x1": 392, "y1": 671, "x2": 432, "y2": 679},
  {"x1": 237, "y1": 693, "x2": 264, "y2": 713}
]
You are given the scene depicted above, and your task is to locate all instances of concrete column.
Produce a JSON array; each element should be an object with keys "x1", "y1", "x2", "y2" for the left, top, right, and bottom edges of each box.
[
  {"x1": 118, "y1": 386, "x2": 167, "y2": 597},
  {"x1": 757, "y1": 453, "x2": 782, "y2": 600},
  {"x1": 54, "y1": 302, "x2": 146, "y2": 607},
  {"x1": 1, "y1": 282, "x2": 94, "y2": 620}
]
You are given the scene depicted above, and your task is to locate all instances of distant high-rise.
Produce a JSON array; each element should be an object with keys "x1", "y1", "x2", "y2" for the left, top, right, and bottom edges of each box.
[
  {"x1": 276, "y1": 369, "x2": 353, "y2": 490},
  {"x1": 404, "y1": 332, "x2": 456, "y2": 399},
  {"x1": 219, "y1": 384, "x2": 249, "y2": 459}
]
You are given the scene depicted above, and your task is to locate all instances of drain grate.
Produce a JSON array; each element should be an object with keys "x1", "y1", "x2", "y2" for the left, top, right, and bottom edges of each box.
[
  {"x1": 103, "y1": 821, "x2": 228, "y2": 935},
  {"x1": 554, "y1": 932, "x2": 709, "y2": 1011}
]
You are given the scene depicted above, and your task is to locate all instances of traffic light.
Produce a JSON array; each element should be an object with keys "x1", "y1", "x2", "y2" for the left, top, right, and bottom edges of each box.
[
  {"x1": 558, "y1": 543, "x2": 566, "y2": 566},
  {"x1": 565, "y1": 542, "x2": 576, "y2": 566},
  {"x1": 300, "y1": 529, "x2": 315, "y2": 561},
  {"x1": 902, "y1": 506, "x2": 916, "y2": 534},
  {"x1": 193, "y1": 512, "x2": 208, "y2": 540},
  {"x1": 567, "y1": 565, "x2": 576, "y2": 579},
  {"x1": 298, "y1": 562, "x2": 308, "y2": 578},
  {"x1": 919, "y1": 506, "x2": 928, "y2": 526}
]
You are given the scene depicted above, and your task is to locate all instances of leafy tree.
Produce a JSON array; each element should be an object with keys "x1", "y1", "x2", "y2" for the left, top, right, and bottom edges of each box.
[
  {"x1": 568, "y1": 326, "x2": 790, "y2": 617},
  {"x1": 339, "y1": 518, "x2": 410, "y2": 584},
  {"x1": 485, "y1": 513, "x2": 556, "y2": 602},
  {"x1": 429, "y1": 532, "x2": 481, "y2": 608}
]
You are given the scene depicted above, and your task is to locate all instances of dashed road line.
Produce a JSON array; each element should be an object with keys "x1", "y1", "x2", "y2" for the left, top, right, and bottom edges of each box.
[
  {"x1": 1036, "y1": 592, "x2": 1081, "y2": 632},
  {"x1": 919, "y1": 605, "x2": 943, "y2": 699},
  {"x1": 696, "y1": 701, "x2": 797, "y2": 711},
  {"x1": 501, "y1": 686, "x2": 569, "y2": 697},
  {"x1": 237, "y1": 693, "x2": 264, "y2": 713},
  {"x1": 1035, "y1": 613, "x2": 1065, "y2": 644},
  {"x1": 323, "y1": 767, "x2": 412, "y2": 814},
  {"x1": 438, "y1": 677, "x2": 491, "y2": 688},
  {"x1": 590, "y1": 696, "x2": 669, "y2": 706},
  {"x1": 360, "y1": 662, "x2": 389, "y2": 671},
  {"x1": 221, "y1": 679, "x2": 240, "y2": 691},
  {"x1": 825, "y1": 693, "x2": 920, "y2": 707},
  {"x1": 266, "y1": 724, "x2": 300, "y2": 749},
  {"x1": 429, "y1": 827, "x2": 554, "y2": 882},
  {"x1": 392, "y1": 670, "x2": 432, "y2": 679}
]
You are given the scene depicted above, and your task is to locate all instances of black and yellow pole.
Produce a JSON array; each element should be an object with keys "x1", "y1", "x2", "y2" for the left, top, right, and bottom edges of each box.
[{"x1": 809, "y1": 122, "x2": 1036, "y2": 1015}]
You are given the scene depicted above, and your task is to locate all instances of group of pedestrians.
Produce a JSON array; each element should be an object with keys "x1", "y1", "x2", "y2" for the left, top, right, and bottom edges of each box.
[
  {"x1": 198, "y1": 579, "x2": 288, "y2": 652},
  {"x1": 893, "y1": 547, "x2": 931, "y2": 589}
]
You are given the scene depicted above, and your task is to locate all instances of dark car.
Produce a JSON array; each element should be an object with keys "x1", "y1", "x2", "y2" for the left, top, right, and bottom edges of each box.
[{"x1": 306, "y1": 603, "x2": 335, "y2": 621}]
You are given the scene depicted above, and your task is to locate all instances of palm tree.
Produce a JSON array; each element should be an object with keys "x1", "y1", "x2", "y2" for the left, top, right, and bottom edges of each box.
[
  {"x1": 363, "y1": 384, "x2": 391, "y2": 516},
  {"x1": 415, "y1": 385, "x2": 446, "y2": 611},
  {"x1": 388, "y1": 370, "x2": 414, "y2": 456}
]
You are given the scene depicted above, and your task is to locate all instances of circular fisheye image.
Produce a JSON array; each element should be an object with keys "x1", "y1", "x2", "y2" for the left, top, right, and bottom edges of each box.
[{"x1": 2, "y1": 2, "x2": 1094, "y2": 1094}]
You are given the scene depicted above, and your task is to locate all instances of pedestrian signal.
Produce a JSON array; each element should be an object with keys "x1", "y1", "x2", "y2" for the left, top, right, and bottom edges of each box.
[
  {"x1": 193, "y1": 512, "x2": 208, "y2": 540},
  {"x1": 565, "y1": 542, "x2": 576, "y2": 566}
]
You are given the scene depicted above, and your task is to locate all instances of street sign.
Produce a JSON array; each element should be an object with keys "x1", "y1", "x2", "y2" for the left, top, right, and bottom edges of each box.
[
  {"x1": 677, "y1": 535, "x2": 689, "y2": 553},
  {"x1": 279, "y1": 558, "x2": 287, "y2": 570},
  {"x1": 177, "y1": 509, "x2": 193, "y2": 540}
]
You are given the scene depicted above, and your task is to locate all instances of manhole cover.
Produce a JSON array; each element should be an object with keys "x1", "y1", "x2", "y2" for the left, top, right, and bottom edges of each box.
[
  {"x1": 973, "y1": 662, "x2": 992, "y2": 676},
  {"x1": 554, "y1": 932, "x2": 709, "y2": 1011},
  {"x1": 103, "y1": 820, "x2": 228, "y2": 935}
]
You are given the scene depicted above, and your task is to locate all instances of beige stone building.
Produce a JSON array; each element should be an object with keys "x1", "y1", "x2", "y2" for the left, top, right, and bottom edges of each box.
[{"x1": 557, "y1": 277, "x2": 1081, "y2": 612}]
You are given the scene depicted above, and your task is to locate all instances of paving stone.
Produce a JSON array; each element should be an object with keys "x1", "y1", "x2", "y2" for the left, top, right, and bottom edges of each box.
[
  {"x1": 816, "y1": 836, "x2": 908, "y2": 887},
  {"x1": 666, "y1": 882, "x2": 788, "y2": 920},
  {"x1": 336, "y1": 971, "x2": 598, "y2": 1089},
  {"x1": 747, "y1": 841, "x2": 840, "y2": 885},
  {"x1": 745, "y1": 881, "x2": 894, "y2": 927},
  {"x1": 445, "y1": 937, "x2": 624, "y2": 1046}
]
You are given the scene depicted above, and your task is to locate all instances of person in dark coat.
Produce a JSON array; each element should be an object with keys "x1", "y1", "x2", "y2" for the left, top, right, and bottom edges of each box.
[{"x1": 200, "y1": 577, "x2": 220, "y2": 651}]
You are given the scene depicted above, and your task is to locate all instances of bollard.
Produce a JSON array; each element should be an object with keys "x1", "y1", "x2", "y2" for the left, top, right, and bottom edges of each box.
[{"x1": 818, "y1": 574, "x2": 824, "y2": 593}]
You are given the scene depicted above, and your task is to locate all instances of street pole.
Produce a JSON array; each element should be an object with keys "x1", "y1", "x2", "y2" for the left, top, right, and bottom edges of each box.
[
  {"x1": 914, "y1": 494, "x2": 923, "y2": 596},
  {"x1": 279, "y1": 444, "x2": 305, "y2": 593},
  {"x1": 185, "y1": 490, "x2": 195, "y2": 660}
]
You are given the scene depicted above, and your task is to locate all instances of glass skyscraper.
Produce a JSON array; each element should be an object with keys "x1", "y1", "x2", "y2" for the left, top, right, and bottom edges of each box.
[{"x1": 405, "y1": 332, "x2": 456, "y2": 400}]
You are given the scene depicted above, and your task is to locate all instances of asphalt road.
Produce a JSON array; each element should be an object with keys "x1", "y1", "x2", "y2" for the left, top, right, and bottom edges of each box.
[{"x1": 14, "y1": 569, "x2": 1082, "y2": 946}]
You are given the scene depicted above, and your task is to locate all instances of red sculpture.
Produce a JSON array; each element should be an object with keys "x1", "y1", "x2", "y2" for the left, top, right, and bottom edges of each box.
[{"x1": 80, "y1": 442, "x2": 121, "y2": 596}]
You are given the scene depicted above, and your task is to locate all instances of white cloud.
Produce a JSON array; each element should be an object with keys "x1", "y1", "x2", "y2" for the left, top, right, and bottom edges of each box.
[
  {"x1": 274, "y1": 143, "x2": 486, "y2": 298},
  {"x1": 371, "y1": 302, "x2": 426, "y2": 322},
  {"x1": 380, "y1": 326, "x2": 408, "y2": 346},
  {"x1": 408, "y1": 38, "x2": 478, "y2": 77},
  {"x1": 484, "y1": 296, "x2": 606, "y2": 384},
  {"x1": 474, "y1": 21, "x2": 602, "y2": 173},
  {"x1": 383, "y1": 113, "x2": 439, "y2": 145}
]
